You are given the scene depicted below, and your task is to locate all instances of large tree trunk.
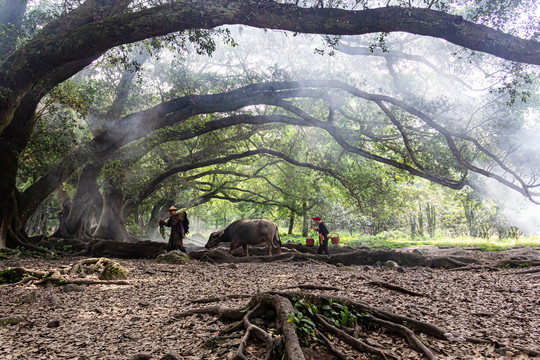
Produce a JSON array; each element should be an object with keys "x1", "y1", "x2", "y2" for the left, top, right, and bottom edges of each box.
[
  {"x1": 25, "y1": 198, "x2": 51, "y2": 238},
  {"x1": 93, "y1": 173, "x2": 144, "y2": 243},
  {"x1": 50, "y1": 164, "x2": 103, "y2": 239},
  {"x1": 0, "y1": 145, "x2": 18, "y2": 248},
  {"x1": 0, "y1": 57, "x2": 99, "y2": 248},
  {"x1": 0, "y1": 117, "x2": 33, "y2": 248},
  {"x1": 0, "y1": 191, "x2": 45, "y2": 251},
  {"x1": 93, "y1": 178, "x2": 131, "y2": 242},
  {"x1": 0, "y1": 192, "x2": 18, "y2": 249}
]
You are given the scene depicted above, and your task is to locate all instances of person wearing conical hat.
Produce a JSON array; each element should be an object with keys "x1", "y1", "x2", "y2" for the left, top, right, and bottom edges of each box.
[
  {"x1": 158, "y1": 206, "x2": 189, "y2": 253},
  {"x1": 310, "y1": 216, "x2": 329, "y2": 255}
]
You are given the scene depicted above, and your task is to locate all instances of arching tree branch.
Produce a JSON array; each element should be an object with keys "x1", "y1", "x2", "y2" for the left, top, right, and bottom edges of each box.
[{"x1": 2, "y1": 1, "x2": 540, "y2": 132}]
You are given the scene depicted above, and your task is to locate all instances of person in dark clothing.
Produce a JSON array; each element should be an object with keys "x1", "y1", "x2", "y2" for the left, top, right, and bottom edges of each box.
[
  {"x1": 310, "y1": 216, "x2": 329, "y2": 255},
  {"x1": 159, "y1": 206, "x2": 189, "y2": 253}
]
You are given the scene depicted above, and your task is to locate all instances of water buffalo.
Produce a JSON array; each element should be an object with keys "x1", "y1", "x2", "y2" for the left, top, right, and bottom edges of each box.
[{"x1": 205, "y1": 219, "x2": 282, "y2": 257}]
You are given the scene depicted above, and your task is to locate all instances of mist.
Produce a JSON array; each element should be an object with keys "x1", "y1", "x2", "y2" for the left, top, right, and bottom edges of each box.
[{"x1": 71, "y1": 20, "x2": 540, "y2": 237}]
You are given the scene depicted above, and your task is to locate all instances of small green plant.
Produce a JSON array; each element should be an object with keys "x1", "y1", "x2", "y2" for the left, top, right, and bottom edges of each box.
[
  {"x1": 321, "y1": 299, "x2": 364, "y2": 327},
  {"x1": 293, "y1": 297, "x2": 319, "y2": 317},
  {"x1": 14, "y1": 246, "x2": 55, "y2": 259},
  {"x1": 0, "y1": 268, "x2": 23, "y2": 284},
  {"x1": 287, "y1": 312, "x2": 317, "y2": 345},
  {"x1": 289, "y1": 297, "x2": 371, "y2": 345},
  {"x1": 402, "y1": 320, "x2": 412, "y2": 329},
  {"x1": 500, "y1": 261, "x2": 531, "y2": 269}
]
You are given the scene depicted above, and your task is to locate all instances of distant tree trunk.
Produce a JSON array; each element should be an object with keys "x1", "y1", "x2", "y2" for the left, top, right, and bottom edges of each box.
[
  {"x1": 25, "y1": 198, "x2": 51, "y2": 237},
  {"x1": 193, "y1": 215, "x2": 199, "y2": 234},
  {"x1": 302, "y1": 202, "x2": 308, "y2": 237},
  {"x1": 288, "y1": 211, "x2": 295, "y2": 235},
  {"x1": 51, "y1": 185, "x2": 72, "y2": 237}
]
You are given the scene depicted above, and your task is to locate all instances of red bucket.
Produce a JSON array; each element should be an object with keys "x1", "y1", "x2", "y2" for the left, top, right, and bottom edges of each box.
[
  {"x1": 330, "y1": 232, "x2": 340, "y2": 245},
  {"x1": 306, "y1": 238, "x2": 315, "y2": 247}
]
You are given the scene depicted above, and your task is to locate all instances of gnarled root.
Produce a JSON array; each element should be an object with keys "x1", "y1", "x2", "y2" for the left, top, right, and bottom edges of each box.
[
  {"x1": 1, "y1": 258, "x2": 129, "y2": 287},
  {"x1": 173, "y1": 290, "x2": 451, "y2": 359},
  {"x1": 174, "y1": 305, "x2": 246, "y2": 323},
  {"x1": 172, "y1": 289, "x2": 540, "y2": 359},
  {"x1": 68, "y1": 257, "x2": 111, "y2": 275},
  {"x1": 0, "y1": 267, "x2": 59, "y2": 286},
  {"x1": 232, "y1": 304, "x2": 274, "y2": 360},
  {"x1": 313, "y1": 312, "x2": 398, "y2": 359}
]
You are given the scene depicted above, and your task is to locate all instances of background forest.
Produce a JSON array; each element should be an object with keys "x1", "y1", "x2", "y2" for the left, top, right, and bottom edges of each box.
[{"x1": 3, "y1": 0, "x2": 540, "y2": 251}]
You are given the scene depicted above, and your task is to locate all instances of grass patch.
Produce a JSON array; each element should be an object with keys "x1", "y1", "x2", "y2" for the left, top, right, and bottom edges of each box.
[
  {"x1": 281, "y1": 232, "x2": 540, "y2": 251},
  {"x1": 406, "y1": 235, "x2": 540, "y2": 251}
]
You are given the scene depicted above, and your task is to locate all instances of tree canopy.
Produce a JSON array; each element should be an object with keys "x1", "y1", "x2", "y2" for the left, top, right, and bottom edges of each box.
[{"x1": 1, "y1": 0, "x2": 539, "y2": 248}]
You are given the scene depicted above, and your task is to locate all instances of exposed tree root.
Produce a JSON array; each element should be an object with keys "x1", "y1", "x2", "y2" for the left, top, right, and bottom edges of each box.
[
  {"x1": 447, "y1": 264, "x2": 499, "y2": 272},
  {"x1": 495, "y1": 259, "x2": 540, "y2": 268},
  {"x1": 273, "y1": 290, "x2": 448, "y2": 339},
  {"x1": 38, "y1": 238, "x2": 168, "y2": 259},
  {"x1": 174, "y1": 290, "x2": 456, "y2": 359},
  {"x1": 313, "y1": 327, "x2": 347, "y2": 359},
  {"x1": 67, "y1": 257, "x2": 112, "y2": 275},
  {"x1": 7, "y1": 228, "x2": 53, "y2": 255},
  {"x1": 191, "y1": 294, "x2": 252, "y2": 304},
  {"x1": 464, "y1": 336, "x2": 540, "y2": 357},
  {"x1": 512, "y1": 345, "x2": 540, "y2": 357},
  {"x1": 11, "y1": 275, "x2": 40, "y2": 285},
  {"x1": 0, "y1": 267, "x2": 56, "y2": 286},
  {"x1": 501, "y1": 268, "x2": 540, "y2": 275},
  {"x1": 366, "y1": 280, "x2": 425, "y2": 297},
  {"x1": 173, "y1": 305, "x2": 245, "y2": 322},
  {"x1": 36, "y1": 277, "x2": 130, "y2": 286},
  {"x1": 368, "y1": 316, "x2": 437, "y2": 360},
  {"x1": 1, "y1": 258, "x2": 129, "y2": 287},
  {"x1": 282, "y1": 284, "x2": 341, "y2": 291},
  {"x1": 232, "y1": 304, "x2": 274, "y2": 360},
  {"x1": 313, "y1": 312, "x2": 398, "y2": 359},
  {"x1": 219, "y1": 320, "x2": 245, "y2": 336},
  {"x1": 258, "y1": 293, "x2": 305, "y2": 360},
  {"x1": 190, "y1": 247, "x2": 483, "y2": 269}
]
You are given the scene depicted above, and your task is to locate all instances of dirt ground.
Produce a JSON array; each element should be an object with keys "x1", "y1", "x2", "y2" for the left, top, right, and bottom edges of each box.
[{"x1": 0, "y1": 245, "x2": 539, "y2": 360}]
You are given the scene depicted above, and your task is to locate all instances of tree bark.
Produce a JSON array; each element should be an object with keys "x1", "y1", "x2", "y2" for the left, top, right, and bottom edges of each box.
[
  {"x1": 50, "y1": 164, "x2": 102, "y2": 239},
  {"x1": 92, "y1": 177, "x2": 132, "y2": 242}
]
